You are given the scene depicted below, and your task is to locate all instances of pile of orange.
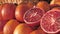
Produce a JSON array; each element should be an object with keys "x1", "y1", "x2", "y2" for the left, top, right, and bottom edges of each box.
[{"x1": 0, "y1": 0, "x2": 60, "y2": 34}]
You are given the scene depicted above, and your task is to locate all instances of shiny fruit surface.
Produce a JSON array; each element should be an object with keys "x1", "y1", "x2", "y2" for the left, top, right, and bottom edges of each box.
[
  {"x1": 37, "y1": 1, "x2": 50, "y2": 12},
  {"x1": 50, "y1": 0, "x2": 60, "y2": 5},
  {"x1": 3, "y1": 19, "x2": 19, "y2": 34},
  {"x1": 13, "y1": 23, "x2": 32, "y2": 34},
  {"x1": 15, "y1": 4, "x2": 30, "y2": 22},
  {"x1": 1, "y1": 3, "x2": 16, "y2": 21}
]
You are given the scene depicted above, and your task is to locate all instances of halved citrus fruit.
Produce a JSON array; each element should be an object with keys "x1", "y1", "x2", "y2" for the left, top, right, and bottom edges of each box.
[
  {"x1": 23, "y1": 6, "x2": 45, "y2": 27},
  {"x1": 41, "y1": 9, "x2": 60, "y2": 33}
]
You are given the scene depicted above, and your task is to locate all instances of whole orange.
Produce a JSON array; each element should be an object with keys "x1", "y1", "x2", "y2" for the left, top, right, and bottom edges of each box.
[
  {"x1": 3, "y1": 19, "x2": 19, "y2": 34},
  {"x1": 1, "y1": 3, "x2": 16, "y2": 21},
  {"x1": 36, "y1": 1, "x2": 50, "y2": 12},
  {"x1": 13, "y1": 23, "x2": 32, "y2": 34}
]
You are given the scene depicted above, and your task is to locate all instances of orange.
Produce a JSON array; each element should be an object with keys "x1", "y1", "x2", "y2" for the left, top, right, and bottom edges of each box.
[
  {"x1": 36, "y1": 1, "x2": 50, "y2": 12},
  {"x1": 3, "y1": 19, "x2": 19, "y2": 34},
  {"x1": 50, "y1": 0, "x2": 60, "y2": 5},
  {"x1": 30, "y1": 29, "x2": 46, "y2": 34},
  {"x1": 15, "y1": 4, "x2": 29, "y2": 22},
  {"x1": 27, "y1": 1, "x2": 34, "y2": 8},
  {"x1": 13, "y1": 23, "x2": 32, "y2": 34},
  {"x1": 1, "y1": 3, "x2": 16, "y2": 21}
]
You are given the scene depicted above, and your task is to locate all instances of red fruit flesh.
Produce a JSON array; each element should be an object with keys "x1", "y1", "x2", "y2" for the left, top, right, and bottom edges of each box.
[
  {"x1": 24, "y1": 6, "x2": 45, "y2": 27},
  {"x1": 41, "y1": 9, "x2": 60, "y2": 33}
]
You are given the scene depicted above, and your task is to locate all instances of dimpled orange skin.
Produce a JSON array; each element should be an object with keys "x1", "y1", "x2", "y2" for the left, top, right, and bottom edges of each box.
[
  {"x1": 3, "y1": 19, "x2": 19, "y2": 34},
  {"x1": 13, "y1": 23, "x2": 32, "y2": 34},
  {"x1": 30, "y1": 29, "x2": 46, "y2": 34},
  {"x1": 1, "y1": 3, "x2": 16, "y2": 21},
  {"x1": 36, "y1": 1, "x2": 50, "y2": 12},
  {"x1": 15, "y1": 4, "x2": 31, "y2": 22}
]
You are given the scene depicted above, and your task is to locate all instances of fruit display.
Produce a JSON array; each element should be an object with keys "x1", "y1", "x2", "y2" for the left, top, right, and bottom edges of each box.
[{"x1": 0, "y1": 0, "x2": 60, "y2": 34}]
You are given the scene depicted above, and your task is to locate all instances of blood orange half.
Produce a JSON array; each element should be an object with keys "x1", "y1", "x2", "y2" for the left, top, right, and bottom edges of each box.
[
  {"x1": 40, "y1": 9, "x2": 60, "y2": 33},
  {"x1": 23, "y1": 6, "x2": 45, "y2": 27}
]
